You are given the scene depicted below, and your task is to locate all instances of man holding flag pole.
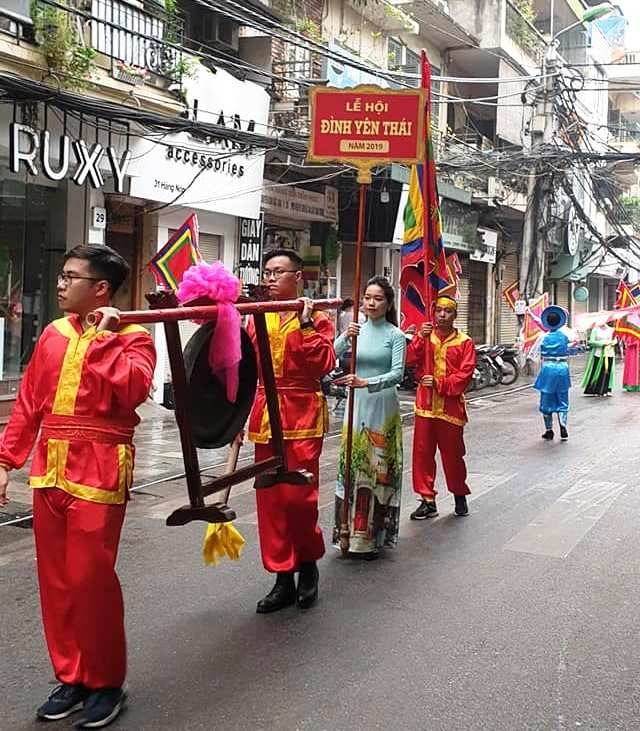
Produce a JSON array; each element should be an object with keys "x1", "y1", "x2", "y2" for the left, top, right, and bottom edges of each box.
[{"x1": 403, "y1": 52, "x2": 476, "y2": 520}]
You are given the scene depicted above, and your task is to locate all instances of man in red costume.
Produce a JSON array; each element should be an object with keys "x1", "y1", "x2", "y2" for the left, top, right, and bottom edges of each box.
[
  {"x1": 247, "y1": 248, "x2": 335, "y2": 613},
  {"x1": 0, "y1": 245, "x2": 156, "y2": 727},
  {"x1": 406, "y1": 294, "x2": 476, "y2": 519}
]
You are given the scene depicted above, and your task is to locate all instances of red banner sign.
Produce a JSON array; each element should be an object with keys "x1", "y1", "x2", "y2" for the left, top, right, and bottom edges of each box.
[{"x1": 308, "y1": 85, "x2": 425, "y2": 182}]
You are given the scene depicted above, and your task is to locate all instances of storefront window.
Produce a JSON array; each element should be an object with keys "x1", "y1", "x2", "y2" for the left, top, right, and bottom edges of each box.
[{"x1": 0, "y1": 173, "x2": 66, "y2": 394}]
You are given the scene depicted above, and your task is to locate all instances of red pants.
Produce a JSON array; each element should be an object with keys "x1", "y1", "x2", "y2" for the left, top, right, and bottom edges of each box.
[
  {"x1": 412, "y1": 416, "x2": 470, "y2": 499},
  {"x1": 255, "y1": 439, "x2": 325, "y2": 573},
  {"x1": 33, "y1": 488, "x2": 127, "y2": 689}
]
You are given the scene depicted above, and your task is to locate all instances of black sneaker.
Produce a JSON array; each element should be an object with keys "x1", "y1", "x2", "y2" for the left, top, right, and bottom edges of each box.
[
  {"x1": 454, "y1": 495, "x2": 469, "y2": 516},
  {"x1": 37, "y1": 683, "x2": 89, "y2": 721},
  {"x1": 410, "y1": 499, "x2": 438, "y2": 520},
  {"x1": 74, "y1": 688, "x2": 126, "y2": 729},
  {"x1": 541, "y1": 430, "x2": 554, "y2": 441},
  {"x1": 560, "y1": 426, "x2": 568, "y2": 441}
]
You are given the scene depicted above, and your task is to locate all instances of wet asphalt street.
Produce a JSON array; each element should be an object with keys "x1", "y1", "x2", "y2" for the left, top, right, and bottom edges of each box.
[{"x1": 2, "y1": 374, "x2": 640, "y2": 730}]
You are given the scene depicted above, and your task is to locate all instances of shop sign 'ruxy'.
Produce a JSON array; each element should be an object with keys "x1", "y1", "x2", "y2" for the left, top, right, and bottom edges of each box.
[{"x1": 9, "y1": 123, "x2": 132, "y2": 193}]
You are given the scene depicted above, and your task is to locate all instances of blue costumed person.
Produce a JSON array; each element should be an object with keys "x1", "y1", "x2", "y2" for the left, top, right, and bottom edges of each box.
[{"x1": 533, "y1": 305, "x2": 577, "y2": 442}]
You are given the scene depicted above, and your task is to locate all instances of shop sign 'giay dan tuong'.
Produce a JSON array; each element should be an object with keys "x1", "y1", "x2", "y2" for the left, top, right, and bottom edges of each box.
[{"x1": 9, "y1": 123, "x2": 131, "y2": 193}]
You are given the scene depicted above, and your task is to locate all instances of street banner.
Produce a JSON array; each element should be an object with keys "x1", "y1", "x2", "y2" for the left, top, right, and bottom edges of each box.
[
  {"x1": 307, "y1": 85, "x2": 425, "y2": 183},
  {"x1": 576, "y1": 302, "x2": 640, "y2": 332}
]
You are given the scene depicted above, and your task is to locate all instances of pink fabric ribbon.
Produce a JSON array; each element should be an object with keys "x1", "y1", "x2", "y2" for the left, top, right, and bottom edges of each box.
[{"x1": 177, "y1": 261, "x2": 242, "y2": 403}]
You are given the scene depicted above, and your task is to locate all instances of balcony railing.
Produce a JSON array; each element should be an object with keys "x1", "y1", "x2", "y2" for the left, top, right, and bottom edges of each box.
[
  {"x1": 5, "y1": 0, "x2": 184, "y2": 88},
  {"x1": 270, "y1": 45, "x2": 316, "y2": 136},
  {"x1": 90, "y1": 0, "x2": 183, "y2": 81}
]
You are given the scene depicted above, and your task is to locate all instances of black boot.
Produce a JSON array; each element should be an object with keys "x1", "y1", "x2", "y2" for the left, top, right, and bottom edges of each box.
[
  {"x1": 541, "y1": 430, "x2": 554, "y2": 441},
  {"x1": 256, "y1": 572, "x2": 296, "y2": 614},
  {"x1": 454, "y1": 495, "x2": 469, "y2": 516},
  {"x1": 297, "y1": 562, "x2": 319, "y2": 609}
]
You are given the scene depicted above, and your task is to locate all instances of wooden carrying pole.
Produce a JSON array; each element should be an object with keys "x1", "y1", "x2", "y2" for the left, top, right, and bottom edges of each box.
[
  {"x1": 339, "y1": 182, "x2": 367, "y2": 557},
  {"x1": 87, "y1": 298, "x2": 343, "y2": 326}
]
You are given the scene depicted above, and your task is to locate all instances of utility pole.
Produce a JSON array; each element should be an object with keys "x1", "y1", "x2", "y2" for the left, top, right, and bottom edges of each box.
[{"x1": 519, "y1": 2, "x2": 614, "y2": 302}]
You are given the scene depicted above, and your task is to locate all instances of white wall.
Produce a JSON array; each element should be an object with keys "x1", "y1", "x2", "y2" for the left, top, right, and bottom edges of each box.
[{"x1": 323, "y1": 0, "x2": 442, "y2": 77}]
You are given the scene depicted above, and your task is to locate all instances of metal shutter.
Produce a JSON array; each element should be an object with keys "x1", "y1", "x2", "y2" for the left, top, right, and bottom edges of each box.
[
  {"x1": 168, "y1": 231, "x2": 222, "y2": 360},
  {"x1": 456, "y1": 263, "x2": 469, "y2": 336},
  {"x1": 555, "y1": 280, "x2": 570, "y2": 311},
  {"x1": 499, "y1": 250, "x2": 520, "y2": 345},
  {"x1": 467, "y1": 257, "x2": 487, "y2": 343}
]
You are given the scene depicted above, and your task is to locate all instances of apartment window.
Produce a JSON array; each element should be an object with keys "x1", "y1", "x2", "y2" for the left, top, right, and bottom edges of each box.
[{"x1": 387, "y1": 38, "x2": 403, "y2": 71}]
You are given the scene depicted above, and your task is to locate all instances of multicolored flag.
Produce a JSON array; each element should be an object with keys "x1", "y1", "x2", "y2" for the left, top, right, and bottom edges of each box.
[
  {"x1": 147, "y1": 213, "x2": 202, "y2": 290},
  {"x1": 400, "y1": 52, "x2": 447, "y2": 330},
  {"x1": 614, "y1": 279, "x2": 640, "y2": 343},
  {"x1": 502, "y1": 280, "x2": 520, "y2": 312},
  {"x1": 630, "y1": 281, "x2": 640, "y2": 301}
]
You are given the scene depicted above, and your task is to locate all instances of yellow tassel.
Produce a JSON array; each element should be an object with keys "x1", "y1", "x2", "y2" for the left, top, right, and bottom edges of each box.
[{"x1": 202, "y1": 522, "x2": 246, "y2": 566}]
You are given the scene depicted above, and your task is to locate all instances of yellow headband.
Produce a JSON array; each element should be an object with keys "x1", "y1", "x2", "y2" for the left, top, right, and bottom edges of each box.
[{"x1": 435, "y1": 296, "x2": 457, "y2": 310}]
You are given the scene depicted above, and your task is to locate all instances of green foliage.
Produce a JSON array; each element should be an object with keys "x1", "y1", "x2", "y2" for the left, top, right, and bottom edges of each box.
[
  {"x1": 295, "y1": 17, "x2": 323, "y2": 43},
  {"x1": 169, "y1": 54, "x2": 200, "y2": 82},
  {"x1": 323, "y1": 227, "x2": 340, "y2": 264},
  {"x1": 31, "y1": 0, "x2": 97, "y2": 90},
  {"x1": 506, "y1": 0, "x2": 540, "y2": 56},
  {"x1": 381, "y1": 414, "x2": 402, "y2": 486},
  {"x1": 338, "y1": 425, "x2": 376, "y2": 488},
  {"x1": 621, "y1": 196, "x2": 640, "y2": 231}
]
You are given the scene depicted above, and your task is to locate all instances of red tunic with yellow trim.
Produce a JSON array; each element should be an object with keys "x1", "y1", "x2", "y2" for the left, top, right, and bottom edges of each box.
[
  {"x1": 0, "y1": 315, "x2": 156, "y2": 504},
  {"x1": 246, "y1": 311, "x2": 336, "y2": 443},
  {"x1": 406, "y1": 328, "x2": 476, "y2": 426}
]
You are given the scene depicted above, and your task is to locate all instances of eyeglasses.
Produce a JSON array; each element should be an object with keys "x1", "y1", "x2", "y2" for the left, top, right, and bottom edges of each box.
[
  {"x1": 261, "y1": 268, "x2": 298, "y2": 280},
  {"x1": 57, "y1": 272, "x2": 102, "y2": 287}
]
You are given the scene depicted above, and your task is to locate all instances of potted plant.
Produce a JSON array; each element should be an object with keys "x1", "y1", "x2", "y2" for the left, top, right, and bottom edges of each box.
[{"x1": 114, "y1": 60, "x2": 151, "y2": 85}]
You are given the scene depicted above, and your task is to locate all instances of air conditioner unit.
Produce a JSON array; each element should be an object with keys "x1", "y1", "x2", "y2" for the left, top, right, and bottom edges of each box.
[{"x1": 200, "y1": 14, "x2": 239, "y2": 52}]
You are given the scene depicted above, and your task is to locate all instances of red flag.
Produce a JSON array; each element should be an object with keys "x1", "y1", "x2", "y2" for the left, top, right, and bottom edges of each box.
[
  {"x1": 147, "y1": 213, "x2": 202, "y2": 290},
  {"x1": 439, "y1": 253, "x2": 462, "y2": 299}
]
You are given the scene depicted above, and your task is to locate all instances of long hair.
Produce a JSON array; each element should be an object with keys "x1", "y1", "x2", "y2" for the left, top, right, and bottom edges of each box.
[{"x1": 365, "y1": 275, "x2": 398, "y2": 325}]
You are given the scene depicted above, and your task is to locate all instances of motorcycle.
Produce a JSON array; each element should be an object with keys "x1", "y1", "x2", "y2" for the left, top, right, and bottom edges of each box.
[
  {"x1": 321, "y1": 366, "x2": 348, "y2": 412},
  {"x1": 492, "y1": 344, "x2": 519, "y2": 386}
]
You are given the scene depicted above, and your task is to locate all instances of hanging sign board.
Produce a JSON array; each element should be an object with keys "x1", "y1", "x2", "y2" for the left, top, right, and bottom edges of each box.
[
  {"x1": 237, "y1": 214, "x2": 264, "y2": 290},
  {"x1": 307, "y1": 85, "x2": 425, "y2": 183}
]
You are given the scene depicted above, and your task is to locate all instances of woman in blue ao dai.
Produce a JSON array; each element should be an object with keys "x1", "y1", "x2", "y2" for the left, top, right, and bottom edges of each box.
[{"x1": 333, "y1": 277, "x2": 407, "y2": 558}]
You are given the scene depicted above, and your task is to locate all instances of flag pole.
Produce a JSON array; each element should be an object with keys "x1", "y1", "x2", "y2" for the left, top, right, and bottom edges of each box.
[
  {"x1": 421, "y1": 51, "x2": 434, "y2": 409},
  {"x1": 339, "y1": 179, "x2": 368, "y2": 557}
]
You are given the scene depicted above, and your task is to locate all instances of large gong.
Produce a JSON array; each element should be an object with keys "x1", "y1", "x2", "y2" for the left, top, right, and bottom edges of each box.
[{"x1": 183, "y1": 323, "x2": 258, "y2": 449}]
